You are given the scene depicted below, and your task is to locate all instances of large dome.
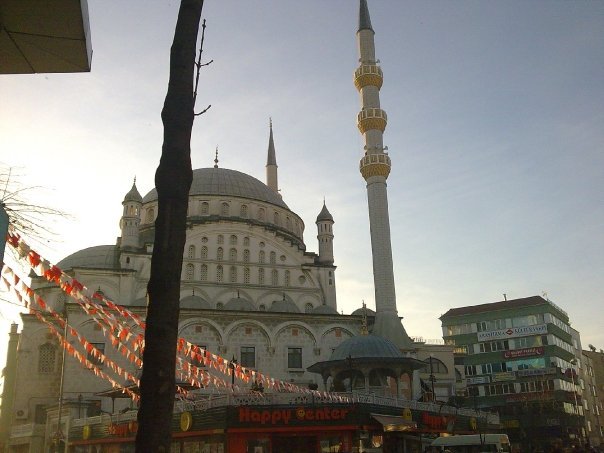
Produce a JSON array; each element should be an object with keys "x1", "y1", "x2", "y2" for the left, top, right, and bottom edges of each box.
[
  {"x1": 142, "y1": 168, "x2": 288, "y2": 209},
  {"x1": 57, "y1": 245, "x2": 119, "y2": 270}
]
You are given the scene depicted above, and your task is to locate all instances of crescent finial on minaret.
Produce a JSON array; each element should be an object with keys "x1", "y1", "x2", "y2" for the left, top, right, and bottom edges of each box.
[{"x1": 214, "y1": 146, "x2": 219, "y2": 168}]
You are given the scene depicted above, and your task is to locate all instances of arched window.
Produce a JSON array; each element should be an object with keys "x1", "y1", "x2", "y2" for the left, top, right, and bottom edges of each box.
[
  {"x1": 229, "y1": 248, "x2": 237, "y2": 262},
  {"x1": 258, "y1": 208, "x2": 265, "y2": 221},
  {"x1": 258, "y1": 268, "x2": 265, "y2": 285},
  {"x1": 201, "y1": 246, "x2": 208, "y2": 259},
  {"x1": 305, "y1": 303, "x2": 313, "y2": 313},
  {"x1": 286, "y1": 217, "x2": 292, "y2": 230},
  {"x1": 216, "y1": 265, "x2": 223, "y2": 282},
  {"x1": 229, "y1": 266, "x2": 237, "y2": 283},
  {"x1": 217, "y1": 235, "x2": 224, "y2": 244},
  {"x1": 284, "y1": 270, "x2": 290, "y2": 287},
  {"x1": 269, "y1": 251, "x2": 276, "y2": 264},
  {"x1": 243, "y1": 249, "x2": 250, "y2": 263},
  {"x1": 217, "y1": 247, "x2": 223, "y2": 261},
  {"x1": 146, "y1": 208, "x2": 155, "y2": 223},
  {"x1": 200, "y1": 202, "x2": 209, "y2": 215},
  {"x1": 38, "y1": 343, "x2": 56, "y2": 373},
  {"x1": 259, "y1": 251, "x2": 265, "y2": 264},
  {"x1": 240, "y1": 205, "x2": 248, "y2": 218},
  {"x1": 243, "y1": 237, "x2": 250, "y2": 246},
  {"x1": 221, "y1": 202, "x2": 230, "y2": 216},
  {"x1": 271, "y1": 269, "x2": 278, "y2": 286},
  {"x1": 216, "y1": 302, "x2": 224, "y2": 310},
  {"x1": 244, "y1": 267, "x2": 250, "y2": 284},
  {"x1": 200, "y1": 264, "x2": 208, "y2": 281},
  {"x1": 273, "y1": 211, "x2": 280, "y2": 226},
  {"x1": 229, "y1": 235, "x2": 237, "y2": 245},
  {"x1": 185, "y1": 263, "x2": 194, "y2": 280},
  {"x1": 423, "y1": 357, "x2": 449, "y2": 374},
  {"x1": 187, "y1": 245, "x2": 196, "y2": 259},
  {"x1": 258, "y1": 304, "x2": 266, "y2": 311}
]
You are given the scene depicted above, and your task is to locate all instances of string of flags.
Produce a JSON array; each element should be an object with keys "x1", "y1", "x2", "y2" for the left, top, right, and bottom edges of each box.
[{"x1": 4, "y1": 231, "x2": 351, "y2": 403}]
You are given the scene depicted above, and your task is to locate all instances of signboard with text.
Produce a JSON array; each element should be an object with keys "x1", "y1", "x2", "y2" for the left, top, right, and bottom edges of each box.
[
  {"x1": 517, "y1": 367, "x2": 557, "y2": 377},
  {"x1": 477, "y1": 324, "x2": 547, "y2": 342},
  {"x1": 503, "y1": 346, "x2": 544, "y2": 359}
]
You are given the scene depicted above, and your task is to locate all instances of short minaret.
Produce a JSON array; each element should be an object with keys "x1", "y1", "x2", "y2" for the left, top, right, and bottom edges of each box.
[
  {"x1": 355, "y1": 0, "x2": 412, "y2": 348},
  {"x1": 266, "y1": 118, "x2": 279, "y2": 195},
  {"x1": 316, "y1": 201, "x2": 334, "y2": 264},
  {"x1": 0, "y1": 323, "x2": 19, "y2": 446},
  {"x1": 119, "y1": 178, "x2": 142, "y2": 250}
]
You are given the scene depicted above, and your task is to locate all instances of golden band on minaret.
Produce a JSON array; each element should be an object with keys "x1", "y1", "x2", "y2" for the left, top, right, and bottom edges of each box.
[
  {"x1": 357, "y1": 108, "x2": 387, "y2": 134},
  {"x1": 354, "y1": 64, "x2": 383, "y2": 90},
  {"x1": 359, "y1": 154, "x2": 391, "y2": 179}
]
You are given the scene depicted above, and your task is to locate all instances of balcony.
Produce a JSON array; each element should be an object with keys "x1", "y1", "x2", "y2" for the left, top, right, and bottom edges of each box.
[
  {"x1": 357, "y1": 108, "x2": 387, "y2": 134},
  {"x1": 354, "y1": 64, "x2": 383, "y2": 90}
]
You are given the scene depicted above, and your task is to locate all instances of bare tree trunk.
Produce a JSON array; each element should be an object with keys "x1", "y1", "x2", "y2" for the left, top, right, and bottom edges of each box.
[{"x1": 135, "y1": 1, "x2": 204, "y2": 451}]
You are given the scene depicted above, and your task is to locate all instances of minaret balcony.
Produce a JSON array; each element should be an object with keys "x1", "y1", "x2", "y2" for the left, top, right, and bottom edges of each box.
[
  {"x1": 357, "y1": 108, "x2": 387, "y2": 134},
  {"x1": 359, "y1": 153, "x2": 391, "y2": 179},
  {"x1": 354, "y1": 64, "x2": 383, "y2": 90}
]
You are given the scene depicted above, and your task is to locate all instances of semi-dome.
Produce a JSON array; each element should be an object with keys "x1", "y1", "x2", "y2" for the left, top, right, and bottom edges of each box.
[
  {"x1": 180, "y1": 295, "x2": 211, "y2": 309},
  {"x1": 142, "y1": 168, "x2": 288, "y2": 209},
  {"x1": 330, "y1": 335, "x2": 403, "y2": 361},
  {"x1": 269, "y1": 299, "x2": 300, "y2": 313},
  {"x1": 57, "y1": 245, "x2": 119, "y2": 270},
  {"x1": 224, "y1": 297, "x2": 256, "y2": 311},
  {"x1": 312, "y1": 304, "x2": 339, "y2": 315}
]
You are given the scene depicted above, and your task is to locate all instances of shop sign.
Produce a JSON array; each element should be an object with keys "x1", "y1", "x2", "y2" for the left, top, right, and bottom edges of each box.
[
  {"x1": 477, "y1": 324, "x2": 547, "y2": 342},
  {"x1": 503, "y1": 346, "x2": 544, "y2": 359},
  {"x1": 237, "y1": 406, "x2": 353, "y2": 426},
  {"x1": 108, "y1": 421, "x2": 138, "y2": 437},
  {"x1": 421, "y1": 412, "x2": 454, "y2": 431},
  {"x1": 492, "y1": 371, "x2": 516, "y2": 382},
  {"x1": 517, "y1": 367, "x2": 556, "y2": 377},
  {"x1": 466, "y1": 376, "x2": 490, "y2": 385},
  {"x1": 505, "y1": 391, "x2": 553, "y2": 403}
]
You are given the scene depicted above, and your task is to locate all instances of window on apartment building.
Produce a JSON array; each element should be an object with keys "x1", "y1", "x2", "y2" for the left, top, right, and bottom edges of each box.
[
  {"x1": 38, "y1": 343, "x2": 57, "y2": 373},
  {"x1": 479, "y1": 340, "x2": 510, "y2": 353},
  {"x1": 288, "y1": 347, "x2": 303, "y2": 369},
  {"x1": 477, "y1": 319, "x2": 505, "y2": 332},
  {"x1": 465, "y1": 365, "x2": 478, "y2": 376},
  {"x1": 485, "y1": 383, "x2": 515, "y2": 396},
  {"x1": 240, "y1": 347, "x2": 255, "y2": 368},
  {"x1": 482, "y1": 362, "x2": 509, "y2": 374}
]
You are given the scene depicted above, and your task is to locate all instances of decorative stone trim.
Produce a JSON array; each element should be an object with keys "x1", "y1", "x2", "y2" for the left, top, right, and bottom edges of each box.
[{"x1": 354, "y1": 64, "x2": 383, "y2": 90}]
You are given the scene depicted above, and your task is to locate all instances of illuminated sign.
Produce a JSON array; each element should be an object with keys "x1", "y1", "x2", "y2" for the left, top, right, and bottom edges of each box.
[
  {"x1": 492, "y1": 371, "x2": 516, "y2": 382},
  {"x1": 477, "y1": 324, "x2": 547, "y2": 342},
  {"x1": 237, "y1": 406, "x2": 352, "y2": 426},
  {"x1": 503, "y1": 346, "x2": 544, "y2": 359}
]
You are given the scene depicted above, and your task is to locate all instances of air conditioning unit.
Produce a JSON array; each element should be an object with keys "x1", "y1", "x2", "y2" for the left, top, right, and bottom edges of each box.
[{"x1": 14, "y1": 408, "x2": 28, "y2": 420}]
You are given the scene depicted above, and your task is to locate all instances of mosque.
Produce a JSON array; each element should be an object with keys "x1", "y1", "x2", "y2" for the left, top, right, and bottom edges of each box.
[{"x1": 0, "y1": 2, "x2": 500, "y2": 452}]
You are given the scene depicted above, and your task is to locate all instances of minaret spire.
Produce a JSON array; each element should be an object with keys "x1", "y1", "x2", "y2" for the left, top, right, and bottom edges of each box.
[
  {"x1": 355, "y1": 0, "x2": 412, "y2": 348},
  {"x1": 266, "y1": 118, "x2": 279, "y2": 195}
]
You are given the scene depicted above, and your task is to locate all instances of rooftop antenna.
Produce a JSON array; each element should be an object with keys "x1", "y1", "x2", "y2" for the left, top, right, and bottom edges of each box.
[{"x1": 214, "y1": 146, "x2": 219, "y2": 168}]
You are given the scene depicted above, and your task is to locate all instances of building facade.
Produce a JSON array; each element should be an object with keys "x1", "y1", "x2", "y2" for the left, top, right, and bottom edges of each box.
[
  {"x1": 440, "y1": 295, "x2": 585, "y2": 450},
  {"x1": 583, "y1": 347, "x2": 604, "y2": 448}
]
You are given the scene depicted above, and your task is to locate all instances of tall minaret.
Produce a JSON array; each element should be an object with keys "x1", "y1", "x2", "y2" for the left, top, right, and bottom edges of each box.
[
  {"x1": 266, "y1": 118, "x2": 279, "y2": 195},
  {"x1": 120, "y1": 178, "x2": 142, "y2": 250},
  {"x1": 355, "y1": 0, "x2": 412, "y2": 348}
]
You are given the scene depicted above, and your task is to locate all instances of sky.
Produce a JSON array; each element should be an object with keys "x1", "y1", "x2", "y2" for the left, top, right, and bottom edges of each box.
[{"x1": 1, "y1": 0, "x2": 603, "y2": 371}]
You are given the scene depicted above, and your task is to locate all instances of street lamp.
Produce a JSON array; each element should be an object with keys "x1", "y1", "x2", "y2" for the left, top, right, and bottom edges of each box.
[{"x1": 230, "y1": 355, "x2": 237, "y2": 389}]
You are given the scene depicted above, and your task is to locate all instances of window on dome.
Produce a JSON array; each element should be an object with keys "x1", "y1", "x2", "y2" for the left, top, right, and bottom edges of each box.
[
  {"x1": 146, "y1": 208, "x2": 155, "y2": 223},
  {"x1": 305, "y1": 303, "x2": 313, "y2": 313},
  {"x1": 200, "y1": 202, "x2": 209, "y2": 215},
  {"x1": 240, "y1": 205, "x2": 248, "y2": 218},
  {"x1": 201, "y1": 246, "x2": 208, "y2": 259},
  {"x1": 284, "y1": 270, "x2": 290, "y2": 287},
  {"x1": 288, "y1": 348, "x2": 302, "y2": 369},
  {"x1": 259, "y1": 304, "x2": 266, "y2": 311},
  {"x1": 217, "y1": 235, "x2": 224, "y2": 244},
  {"x1": 187, "y1": 245, "x2": 196, "y2": 259},
  {"x1": 200, "y1": 264, "x2": 208, "y2": 281},
  {"x1": 258, "y1": 208, "x2": 265, "y2": 221},
  {"x1": 273, "y1": 212, "x2": 280, "y2": 226},
  {"x1": 230, "y1": 235, "x2": 237, "y2": 245},
  {"x1": 243, "y1": 237, "x2": 250, "y2": 246},
  {"x1": 217, "y1": 247, "x2": 223, "y2": 261},
  {"x1": 229, "y1": 248, "x2": 237, "y2": 262},
  {"x1": 216, "y1": 265, "x2": 223, "y2": 282},
  {"x1": 229, "y1": 266, "x2": 237, "y2": 283},
  {"x1": 271, "y1": 269, "x2": 278, "y2": 286},
  {"x1": 221, "y1": 202, "x2": 230, "y2": 216},
  {"x1": 243, "y1": 249, "x2": 250, "y2": 263},
  {"x1": 269, "y1": 251, "x2": 276, "y2": 264},
  {"x1": 244, "y1": 267, "x2": 250, "y2": 284},
  {"x1": 286, "y1": 217, "x2": 292, "y2": 230},
  {"x1": 185, "y1": 263, "x2": 194, "y2": 280},
  {"x1": 259, "y1": 251, "x2": 265, "y2": 264},
  {"x1": 258, "y1": 268, "x2": 265, "y2": 285},
  {"x1": 216, "y1": 302, "x2": 224, "y2": 310},
  {"x1": 38, "y1": 343, "x2": 56, "y2": 373}
]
